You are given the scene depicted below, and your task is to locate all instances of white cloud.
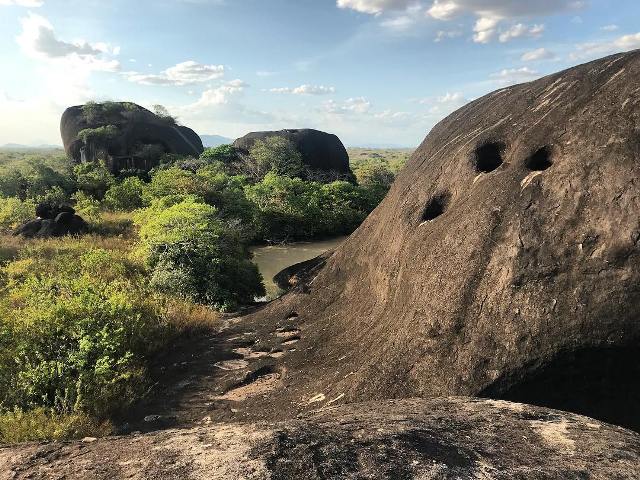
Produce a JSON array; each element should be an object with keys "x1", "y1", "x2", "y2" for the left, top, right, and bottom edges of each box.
[
  {"x1": 600, "y1": 24, "x2": 619, "y2": 32},
  {"x1": 268, "y1": 85, "x2": 336, "y2": 95},
  {"x1": 188, "y1": 79, "x2": 247, "y2": 107},
  {"x1": 434, "y1": 29, "x2": 462, "y2": 42},
  {"x1": 336, "y1": 0, "x2": 416, "y2": 15},
  {"x1": 490, "y1": 66, "x2": 540, "y2": 85},
  {"x1": 16, "y1": 13, "x2": 119, "y2": 71},
  {"x1": 498, "y1": 23, "x2": 544, "y2": 42},
  {"x1": 323, "y1": 97, "x2": 372, "y2": 114},
  {"x1": 521, "y1": 47, "x2": 557, "y2": 61},
  {"x1": 126, "y1": 60, "x2": 224, "y2": 86},
  {"x1": 425, "y1": 0, "x2": 583, "y2": 43},
  {"x1": 0, "y1": 0, "x2": 43, "y2": 6},
  {"x1": 570, "y1": 32, "x2": 640, "y2": 60}
]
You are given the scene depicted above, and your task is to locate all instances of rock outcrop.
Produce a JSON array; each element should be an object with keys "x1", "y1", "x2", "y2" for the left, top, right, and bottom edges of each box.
[
  {"x1": 60, "y1": 102, "x2": 203, "y2": 173},
  {"x1": 3, "y1": 398, "x2": 639, "y2": 479},
  {"x1": 232, "y1": 50, "x2": 640, "y2": 432},
  {"x1": 233, "y1": 129, "x2": 353, "y2": 178},
  {"x1": 14, "y1": 204, "x2": 88, "y2": 238}
]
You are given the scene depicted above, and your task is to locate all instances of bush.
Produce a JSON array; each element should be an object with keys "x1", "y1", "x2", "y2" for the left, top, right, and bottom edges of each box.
[
  {"x1": 136, "y1": 198, "x2": 264, "y2": 310},
  {"x1": 77, "y1": 125, "x2": 119, "y2": 145},
  {"x1": 247, "y1": 137, "x2": 305, "y2": 180},
  {"x1": 0, "y1": 247, "x2": 174, "y2": 421},
  {"x1": 0, "y1": 197, "x2": 35, "y2": 232},
  {"x1": 74, "y1": 162, "x2": 116, "y2": 200},
  {"x1": 200, "y1": 145, "x2": 239, "y2": 164},
  {"x1": 72, "y1": 191, "x2": 102, "y2": 223},
  {"x1": 104, "y1": 177, "x2": 145, "y2": 211},
  {"x1": 0, "y1": 408, "x2": 111, "y2": 445}
]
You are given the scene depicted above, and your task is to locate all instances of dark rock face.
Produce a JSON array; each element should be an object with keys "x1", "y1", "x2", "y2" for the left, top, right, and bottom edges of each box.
[
  {"x1": 273, "y1": 251, "x2": 331, "y2": 291},
  {"x1": 238, "y1": 51, "x2": 640, "y2": 431},
  {"x1": 233, "y1": 129, "x2": 352, "y2": 176},
  {"x1": 60, "y1": 102, "x2": 204, "y2": 173},
  {"x1": 2, "y1": 398, "x2": 639, "y2": 479},
  {"x1": 14, "y1": 204, "x2": 88, "y2": 238}
]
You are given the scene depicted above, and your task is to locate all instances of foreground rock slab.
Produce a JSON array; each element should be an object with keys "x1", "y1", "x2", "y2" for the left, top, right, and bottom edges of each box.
[{"x1": 2, "y1": 398, "x2": 639, "y2": 479}]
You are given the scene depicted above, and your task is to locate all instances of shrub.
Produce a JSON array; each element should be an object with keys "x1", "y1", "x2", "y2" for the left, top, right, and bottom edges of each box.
[
  {"x1": 72, "y1": 191, "x2": 102, "y2": 223},
  {"x1": 136, "y1": 198, "x2": 264, "y2": 310},
  {"x1": 0, "y1": 247, "x2": 174, "y2": 421},
  {"x1": 77, "y1": 125, "x2": 119, "y2": 145},
  {"x1": 247, "y1": 137, "x2": 305, "y2": 180},
  {"x1": 0, "y1": 197, "x2": 35, "y2": 232},
  {"x1": 74, "y1": 162, "x2": 115, "y2": 200},
  {"x1": 200, "y1": 145, "x2": 238, "y2": 164},
  {"x1": 104, "y1": 177, "x2": 145, "y2": 211}
]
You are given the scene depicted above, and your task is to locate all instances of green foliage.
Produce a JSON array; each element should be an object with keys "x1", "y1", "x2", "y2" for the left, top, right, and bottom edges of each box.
[
  {"x1": 77, "y1": 125, "x2": 119, "y2": 145},
  {"x1": 0, "y1": 247, "x2": 174, "y2": 421},
  {"x1": 200, "y1": 144, "x2": 238, "y2": 164},
  {"x1": 152, "y1": 104, "x2": 177, "y2": 125},
  {"x1": 74, "y1": 162, "x2": 115, "y2": 200},
  {"x1": 136, "y1": 198, "x2": 264, "y2": 311},
  {"x1": 0, "y1": 197, "x2": 36, "y2": 232},
  {"x1": 104, "y1": 177, "x2": 145, "y2": 212},
  {"x1": 245, "y1": 173, "x2": 378, "y2": 242},
  {"x1": 81, "y1": 101, "x2": 123, "y2": 124},
  {"x1": 72, "y1": 191, "x2": 102, "y2": 223},
  {"x1": 0, "y1": 408, "x2": 111, "y2": 445},
  {"x1": 247, "y1": 137, "x2": 305, "y2": 180}
]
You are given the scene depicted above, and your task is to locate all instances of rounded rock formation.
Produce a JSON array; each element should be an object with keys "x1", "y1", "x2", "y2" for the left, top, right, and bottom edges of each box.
[
  {"x1": 60, "y1": 102, "x2": 204, "y2": 173},
  {"x1": 235, "y1": 50, "x2": 640, "y2": 432},
  {"x1": 233, "y1": 128, "x2": 353, "y2": 178},
  {"x1": 2, "y1": 398, "x2": 639, "y2": 479},
  {"x1": 13, "y1": 204, "x2": 88, "y2": 238}
]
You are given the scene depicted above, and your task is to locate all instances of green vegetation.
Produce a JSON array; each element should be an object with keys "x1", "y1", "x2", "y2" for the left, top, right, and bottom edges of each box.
[
  {"x1": 0, "y1": 144, "x2": 407, "y2": 443},
  {"x1": 77, "y1": 125, "x2": 119, "y2": 145}
]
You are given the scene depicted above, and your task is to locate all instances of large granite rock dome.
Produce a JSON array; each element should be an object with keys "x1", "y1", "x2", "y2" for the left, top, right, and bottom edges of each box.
[
  {"x1": 60, "y1": 102, "x2": 203, "y2": 173},
  {"x1": 234, "y1": 50, "x2": 640, "y2": 432},
  {"x1": 233, "y1": 128, "x2": 352, "y2": 176},
  {"x1": 3, "y1": 398, "x2": 639, "y2": 479}
]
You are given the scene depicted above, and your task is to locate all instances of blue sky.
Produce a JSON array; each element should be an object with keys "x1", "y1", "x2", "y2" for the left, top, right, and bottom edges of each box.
[{"x1": 0, "y1": 0, "x2": 639, "y2": 147}]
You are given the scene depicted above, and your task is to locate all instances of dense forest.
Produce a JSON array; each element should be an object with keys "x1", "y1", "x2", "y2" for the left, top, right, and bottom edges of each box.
[{"x1": 0, "y1": 141, "x2": 406, "y2": 443}]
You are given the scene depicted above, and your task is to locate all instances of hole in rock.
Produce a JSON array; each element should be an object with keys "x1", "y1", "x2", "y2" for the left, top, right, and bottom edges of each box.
[
  {"x1": 474, "y1": 142, "x2": 505, "y2": 173},
  {"x1": 525, "y1": 146, "x2": 553, "y2": 171},
  {"x1": 421, "y1": 193, "x2": 451, "y2": 222},
  {"x1": 479, "y1": 346, "x2": 640, "y2": 432}
]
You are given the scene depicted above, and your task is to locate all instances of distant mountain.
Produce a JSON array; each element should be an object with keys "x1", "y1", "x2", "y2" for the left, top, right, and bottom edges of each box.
[
  {"x1": 347, "y1": 143, "x2": 415, "y2": 149},
  {"x1": 200, "y1": 135, "x2": 234, "y2": 148},
  {"x1": 1, "y1": 143, "x2": 63, "y2": 150}
]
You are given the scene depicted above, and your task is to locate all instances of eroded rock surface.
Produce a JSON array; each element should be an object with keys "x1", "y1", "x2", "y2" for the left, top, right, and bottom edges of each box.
[{"x1": 3, "y1": 398, "x2": 639, "y2": 479}]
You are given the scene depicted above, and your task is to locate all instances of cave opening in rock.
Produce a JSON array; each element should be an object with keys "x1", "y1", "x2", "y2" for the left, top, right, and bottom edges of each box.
[
  {"x1": 525, "y1": 146, "x2": 553, "y2": 171},
  {"x1": 422, "y1": 192, "x2": 451, "y2": 222},
  {"x1": 479, "y1": 346, "x2": 640, "y2": 432},
  {"x1": 474, "y1": 142, "x2": 505, "y2": 173}
]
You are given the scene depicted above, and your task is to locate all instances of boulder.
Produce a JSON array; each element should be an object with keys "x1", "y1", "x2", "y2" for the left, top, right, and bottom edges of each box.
[
  {"x1": 233, "y1": 128, "x2": 353, "y2": 178},
  {"x1": 236, "y1": 50, "x2": 640, "y2": 432},
  {"x1": 2, "y1": 398, "x2": 639, "y2": 479},
  {"x1": 14, "y1": 207, "x2": 88, "y2": 238},
  {"x1": 60, "y1": 102, "x2": 204, "y2": 173},
  {"x1": 273, "y1": 250, "x2": 332, "y2": 291}
]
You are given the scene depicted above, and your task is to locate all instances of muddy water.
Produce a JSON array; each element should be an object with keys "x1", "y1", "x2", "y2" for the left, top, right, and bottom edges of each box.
[{"x1": 251, "y1": 236, "x2": 347, "y2": 300}]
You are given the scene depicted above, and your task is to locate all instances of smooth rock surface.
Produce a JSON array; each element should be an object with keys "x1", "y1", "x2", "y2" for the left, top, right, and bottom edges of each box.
[{"x1": 237, "y1": 50, "x2": 640, "y2": 431}]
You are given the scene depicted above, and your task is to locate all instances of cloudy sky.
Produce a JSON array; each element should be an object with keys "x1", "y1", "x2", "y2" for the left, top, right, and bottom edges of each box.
[{"x1": 0, "y1": 0, "x2": 639, "y2": 147}]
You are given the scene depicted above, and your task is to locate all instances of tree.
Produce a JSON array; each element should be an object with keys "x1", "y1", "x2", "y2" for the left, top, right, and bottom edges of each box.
[
  {"x1": 103, "y1": 177, "x2": 145, "y2": 211},
  {"x1": 74, "y1": 162, "x2": 116, "y2": 200},
  {"x1": 152, "y1": 105, "x2": 177, "y2": 125},
  {"x1": 247, "y1": 137, "x2": 305, "y2": 180},
  {"x1": 136, "y1": 198, "x2": 264, "y2": 311}
]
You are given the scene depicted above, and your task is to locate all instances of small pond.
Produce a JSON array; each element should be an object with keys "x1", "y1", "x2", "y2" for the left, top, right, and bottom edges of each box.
[{"x1": 251, "y1": 236, "x2": 347, "y2": 300}]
